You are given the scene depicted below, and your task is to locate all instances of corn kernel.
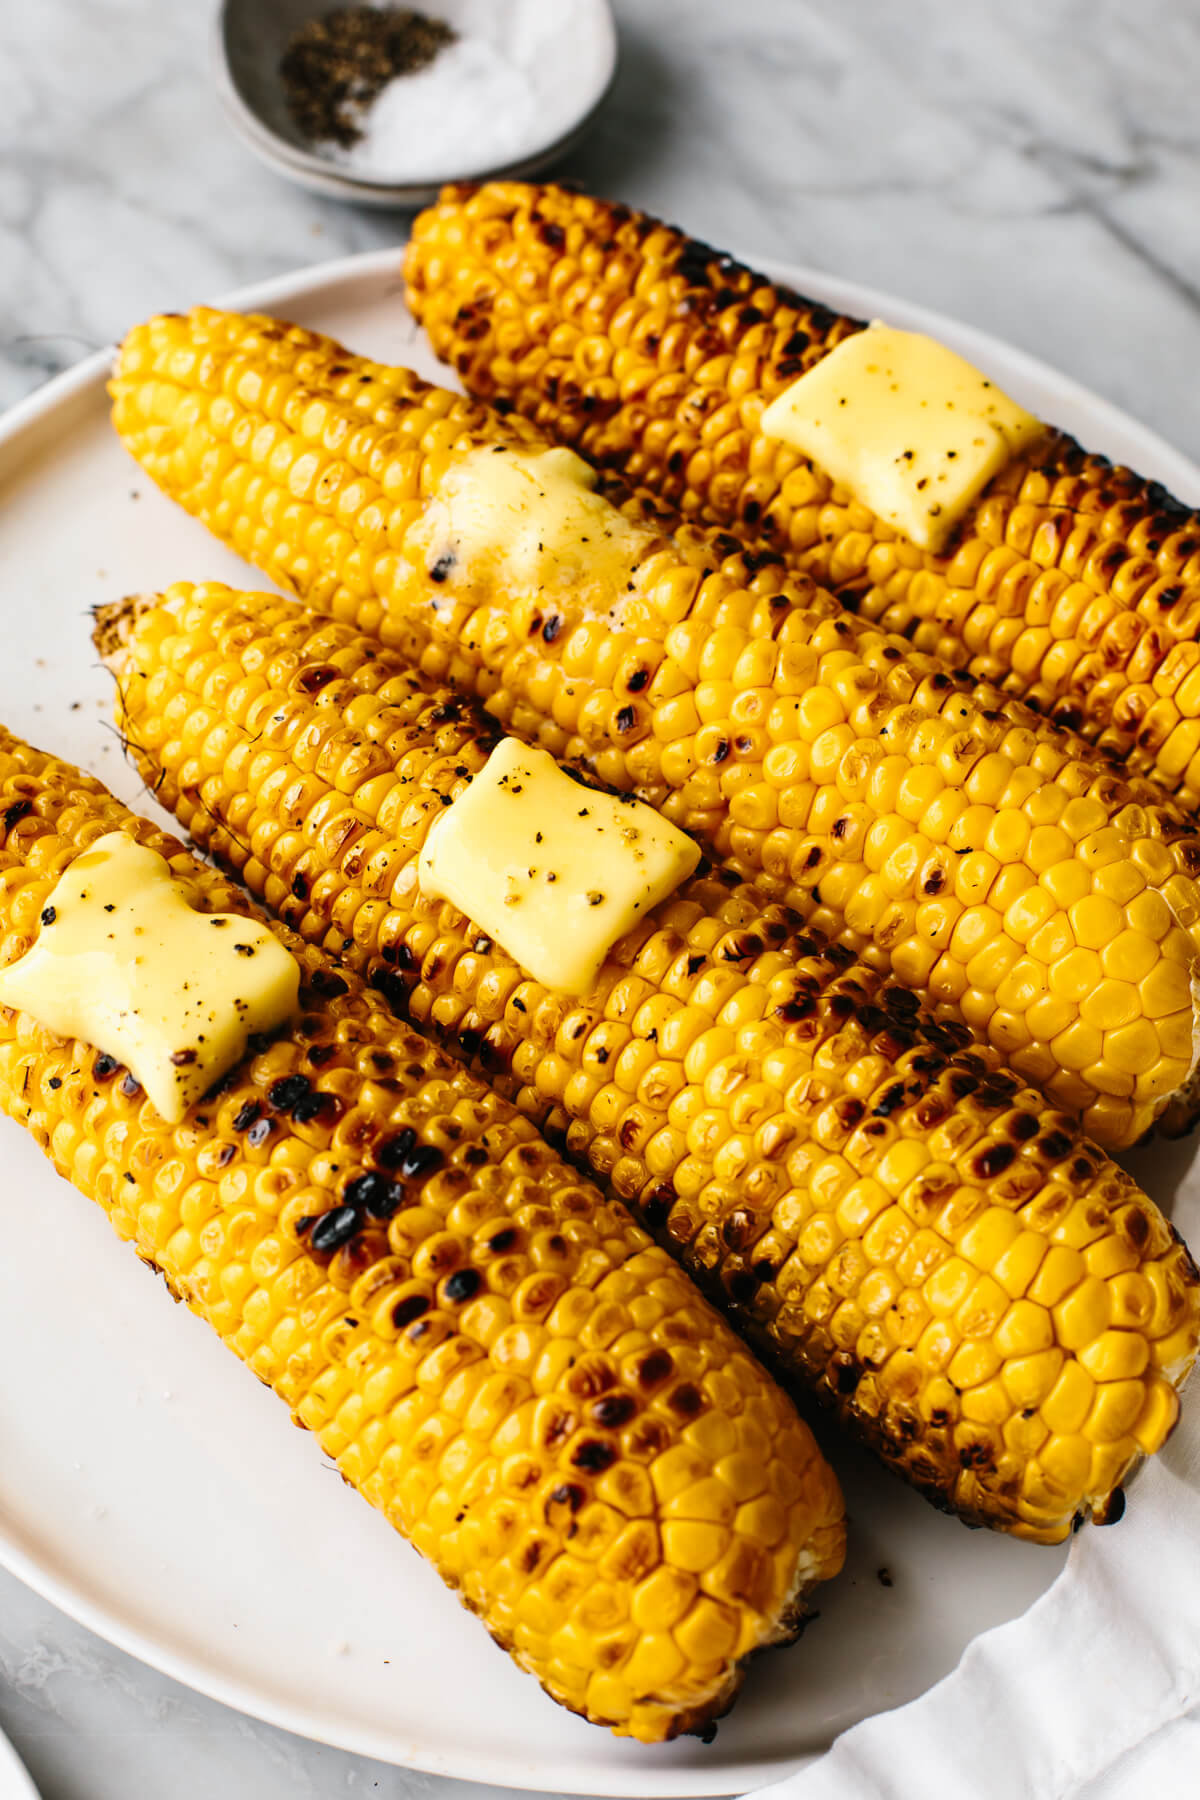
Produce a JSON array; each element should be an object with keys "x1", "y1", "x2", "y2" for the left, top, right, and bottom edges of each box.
[
  {"x1": 959, "y1": 1207, "x2": 1022, "y2": 1272},
  {"x1": 1079, "y1": 1329, "x2": 1150, "y2": 1382},
  {"x1": 674, "y1": 1597, "x2": 739, "y2": 1665},
  {"x1": 1101, "y1": 930, "x2": 1159, "y2": 983},
  {"x1": 1037, "y1": 1432, "x2": 1092, "y2": 1491},
  {"x1": 1084, "y1": 1379, "x2": 1147, "y2": 1444},
  {"x1": 1151, "y1": 1322, "x2": 1199, "y2": 1377},
  {"x1": 621, "y1": 1632, "x2": 686, "y2": 1691},
  {"x1": 948, "y1": 1339, "x2": 1003, "y2": 1389},
  {"x1": 1002, "y1": 1348, "x2": 1063, "y2": 1409},
  {"x1": 1040, "y1": 1360, "x2": 1094, "y2": 1434},
  {"x1": 995, "y1": 1299, "x2": 1054, "y2": 1358},
  {"x1": 1104, "y1": 1020, "x2": 1161, "y2": 1077},
  {"x1": 1079, "y1": 981, "x2": 1139, "y2": 1033},
  {"x1": 661, "y1": 1520, "x2": 729, "y2": 1572},
  {"x1": 631, "y1": 1565, "x2": 697, "y2": 1632},
  {"x1": 734, "y1": 1494, "x2": 787, "y2": 1547},
  {"x1": 993, "y1": 1231, "x2": 1050, "y2": 1299},
  {"x1": 1132, "y1": 1377, "x2": 1180, "y2": 1453},
  {"x1": 925, "y1": 1257, "x2": 976, "y2": 1316},
  {"x1": 1028, "y1": 1246, "x2": 1087, "y2": 1308},
  {"x1": 1026, "y1": 825, "x2": 1072, "y2": 874},
  {"x1": 1107, "y1": 1270, "x2": 1156, "y2": 1331},
  {"x1": 960, "y1": 1378, "x2": 1012, "y2": 1426},
  {"x1": 1048, "y1": 949, "x2": 1103, "y2": 1003},
  {"x1": 1138, "y1": 958, "x2": 1193, "y2": 1020},
  {"x1": 1053, "y1": 1277, "x2": 1112, "y2": 1351}
]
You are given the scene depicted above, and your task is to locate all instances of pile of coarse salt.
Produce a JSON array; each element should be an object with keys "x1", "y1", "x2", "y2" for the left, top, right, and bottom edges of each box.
[{"x1": 331, "y1": 33, "x2": 532, "y2": 177}]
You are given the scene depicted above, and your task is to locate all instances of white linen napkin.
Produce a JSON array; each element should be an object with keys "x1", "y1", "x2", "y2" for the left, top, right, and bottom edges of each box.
[{"x1": 750, "y1": 1138, "x2": 1200, "y2": 1800}]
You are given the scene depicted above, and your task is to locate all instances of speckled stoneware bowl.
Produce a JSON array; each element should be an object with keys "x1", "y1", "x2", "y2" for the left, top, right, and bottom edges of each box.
[{"x1": 213, "y1": 0, "x2": 617, "y2": 207}]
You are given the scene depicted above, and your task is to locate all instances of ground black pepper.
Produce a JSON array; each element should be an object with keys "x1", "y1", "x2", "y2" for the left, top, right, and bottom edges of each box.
[{"x1": 280, "y1": 6, "x2": 456, "y2": 148}]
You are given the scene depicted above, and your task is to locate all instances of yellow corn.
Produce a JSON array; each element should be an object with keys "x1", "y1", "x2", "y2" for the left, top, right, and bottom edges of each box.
[
  {"x1": 110, "y1": 313, "x2": 1200, "y2": 1150},
  {"x1": 97, "y1": 581, "x2": 1200, "y2": 1541},
  {"x1": 0, "y1": 724, "x2": 844, "y2": 1739},
  {"x1": 405, "y1": 180, "x2": 1200, "y2": 808}
]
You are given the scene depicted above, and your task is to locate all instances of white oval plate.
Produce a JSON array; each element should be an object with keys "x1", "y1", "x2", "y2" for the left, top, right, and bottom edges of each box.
[{"x1": 0, "y1": 248, "x2": 1198, "y2": 1798}]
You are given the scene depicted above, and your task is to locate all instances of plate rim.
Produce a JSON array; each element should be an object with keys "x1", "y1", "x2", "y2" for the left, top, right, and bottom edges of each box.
[{"x1": 1, "y1": 240, "x2": 1198, "y2": 1796}]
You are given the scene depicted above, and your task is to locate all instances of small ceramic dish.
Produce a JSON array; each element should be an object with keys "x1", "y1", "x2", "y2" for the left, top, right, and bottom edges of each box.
[{"x1": 212, "y1": 0, "x2": 617, "y2": 208}]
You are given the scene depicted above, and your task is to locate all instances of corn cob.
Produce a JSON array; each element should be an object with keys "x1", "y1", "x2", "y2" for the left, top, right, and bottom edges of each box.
[
  {"x1": 97, "y1": 581, "x2": 1200, "y2": 1542},
  {"x1": 110, "y1": 312, "x2": 1200, "y2": 1151},
  {"x1": 0, "y1": 725, "x2": 845, "y2": 1739},
  {"x1": 404, "y1": 180, "x2": 1200, "y2": 807}
]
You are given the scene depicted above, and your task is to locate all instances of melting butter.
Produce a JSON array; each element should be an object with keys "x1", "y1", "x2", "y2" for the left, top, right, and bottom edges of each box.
[
  {"x1": 418, "y1": 738, "x2": 701, "y2": 996},
  {"x1": 759, "y1": 323, "x2": 1044, "y2": 552},
  {"x1": 0, "y1": 832, "x2": 300, "y2": 1121},
  {"x1": 408, "y1": 444, "x2": 655, "y2": 610}
]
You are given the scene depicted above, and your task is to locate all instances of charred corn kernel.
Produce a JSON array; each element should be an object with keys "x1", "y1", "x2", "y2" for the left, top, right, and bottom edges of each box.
[
  {"x1": 408, "y1": 181, "x2": 1200, "y2": 810},
  {"x1": 0, "y1": 727, "x2": 845, "y2": 1743},
  {"x1": 112, "y1": 314, "x2": 1200, "y2": 1150},
  {"x1": 97, "y1": 584, "x2": 1200, "y2": 1542}
]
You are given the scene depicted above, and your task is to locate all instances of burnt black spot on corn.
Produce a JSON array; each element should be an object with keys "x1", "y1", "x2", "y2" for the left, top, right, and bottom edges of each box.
[
  {"x1": 97, "y1": 582, "x2": 1200, "y2": 1542},
  {"x1": 0, "y1": 722, "x2": 843, "y2": 1743}
]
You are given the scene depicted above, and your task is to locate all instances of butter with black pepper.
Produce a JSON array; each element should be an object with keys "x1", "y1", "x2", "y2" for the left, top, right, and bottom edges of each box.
[
  {"x1": 759, "y1": 322, "x2": 1044, "y2": 552},
  {"x1": 407, "y1": 443, "x2": 655, "y2": 611},
  {"x1": 0, "y1": 832, "x2": 300, "y2": 1121},
  {"x1": 418, "y1": 739, "x2": 701, "y2": 995}
]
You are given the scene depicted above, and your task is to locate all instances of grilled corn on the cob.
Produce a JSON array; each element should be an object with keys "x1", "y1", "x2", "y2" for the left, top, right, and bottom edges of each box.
[
  {"x1": 0, "y1": 724, "x2": 845, "y2": 1739},
  {"x1": 110, "y1": 311, "x2": 1200, "y2": 1151},
  {"x1": 405, "y1": 181, "x2": 1200, "y2": 807},
  {"x1": 98, "y1": 581, "x2": 1200, "y2": 1542}
]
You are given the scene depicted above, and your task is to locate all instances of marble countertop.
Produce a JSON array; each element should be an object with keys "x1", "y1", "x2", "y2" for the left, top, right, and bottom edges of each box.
[{"x1": 4, "y1": 1, "x2": 1200, "y2": 1795}]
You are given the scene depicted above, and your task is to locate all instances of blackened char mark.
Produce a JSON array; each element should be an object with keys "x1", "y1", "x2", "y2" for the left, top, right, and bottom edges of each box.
[{"x1": 308, "y1": 1204, "x2": 361, "y2": 1253}]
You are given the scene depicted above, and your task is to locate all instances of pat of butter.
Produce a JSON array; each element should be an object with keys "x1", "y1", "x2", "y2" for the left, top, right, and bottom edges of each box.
[
  {"x1": 0, "y1": 832, "x2": 300, "y2": 1122},
  {"x1": 418, "y1": 739, "x2": 701, "y2": 995},
  {"x1": 408, "y1": 444, "x2": 655, "y2": 608},
  {"x1": 759, "y1": 323, "x2": 1044, "y2": 552}
]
